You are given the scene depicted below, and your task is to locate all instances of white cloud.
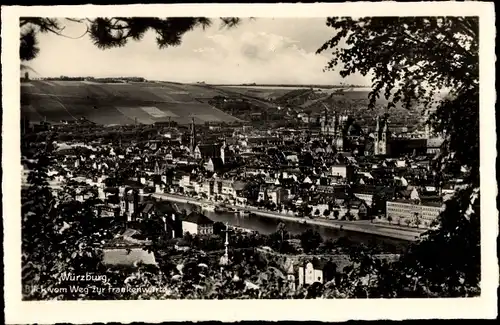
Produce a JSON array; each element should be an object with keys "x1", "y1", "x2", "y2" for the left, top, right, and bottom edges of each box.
[
  {"x1": 188, "y1": 30, "x2": 366, "y2": 85},
  {"x1": 28, "y1": 18, "x2": 370, "y2": 85}
]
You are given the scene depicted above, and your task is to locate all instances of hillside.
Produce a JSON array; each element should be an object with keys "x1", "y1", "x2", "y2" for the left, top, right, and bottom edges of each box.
[
  {"x1": 21, "y1": 80, "x2": 437, "y2": 129},
  {"x1": 21, "y1": 80, "x2": 242, "y2": 126},
  {"x1": 201, "y1": 84, "x2": 428, "y2": 128},
  {"x1": 273, "y1": 87, "x2": 433, "y2": 128}
]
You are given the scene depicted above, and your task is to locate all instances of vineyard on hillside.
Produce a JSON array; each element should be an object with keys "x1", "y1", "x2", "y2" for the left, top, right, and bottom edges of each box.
[{"x1": 21, "y1": 81, "x2": 242, "y2": 126}]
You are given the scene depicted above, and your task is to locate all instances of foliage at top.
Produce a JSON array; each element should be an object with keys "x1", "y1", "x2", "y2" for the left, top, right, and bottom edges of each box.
[
  {"x1": 20, "y1": 17, "x2": 244, "y2": 62},
  {"x1": 317, "y1": 17, "x2": 478, "y2": 110}
]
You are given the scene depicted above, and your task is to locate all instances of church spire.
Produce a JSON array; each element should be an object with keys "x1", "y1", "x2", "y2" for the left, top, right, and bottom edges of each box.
[
  {"x1": 221, "y1": 136, "x2": 227, "y2": 164},
  {"x1": 224, "y1": 222, "x2": 229, "y2": 260},
  {"x1": 154, "y1": 160, "x2": 160, "y2": 175},
  {"x1": 219, "y1": 222, "x2": 231, "y2": 270},
  {"x1": 190, "y1": 117, "x2": 196, "y2": 153}
]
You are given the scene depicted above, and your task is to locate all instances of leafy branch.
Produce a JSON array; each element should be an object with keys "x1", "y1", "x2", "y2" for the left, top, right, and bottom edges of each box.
[
  {"x1": 20, "y1": 17, "x2": 245, "y2": 62},
  {"x1": 317, "y1": 16, "x2": 480, "y2": 298}
]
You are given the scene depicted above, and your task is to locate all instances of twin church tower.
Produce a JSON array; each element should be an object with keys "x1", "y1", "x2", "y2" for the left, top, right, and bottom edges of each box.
[{"x1": 321, "y1": 106, "x2": 389, "y2": 156}]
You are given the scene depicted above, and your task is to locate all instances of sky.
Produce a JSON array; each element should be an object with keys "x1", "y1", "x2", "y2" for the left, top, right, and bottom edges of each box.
[{"x1": 27, "y1": 18, "x2": 371, "y2": 85}]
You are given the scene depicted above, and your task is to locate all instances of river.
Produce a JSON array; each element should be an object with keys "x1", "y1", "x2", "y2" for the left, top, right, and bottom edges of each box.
[{"x1": 175, "y1": 202, "x2": 410, "y2": 253}]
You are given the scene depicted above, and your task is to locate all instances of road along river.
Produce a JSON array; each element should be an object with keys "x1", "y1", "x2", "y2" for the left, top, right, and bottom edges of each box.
[{"x1": 153, "y1": 193, "x2": 425, "y2": 253}]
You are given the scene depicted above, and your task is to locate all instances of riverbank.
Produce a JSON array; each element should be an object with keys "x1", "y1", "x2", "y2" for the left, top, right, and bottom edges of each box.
[{"x1": 152, "y1": 193, "x2": 426, "y2": 242}]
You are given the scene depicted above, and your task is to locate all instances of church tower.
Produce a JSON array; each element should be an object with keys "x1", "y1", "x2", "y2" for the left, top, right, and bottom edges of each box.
[
  {"x1": 380, "y1": 117, "x2": 388, "y2": 155},
  {"x1": 220, "y1": 138, "x2": 227, "y2": 164},
  {"x1": 189, "y1": 117, "x2": 196, "y2": 154},
  {"x1": 374, "y1": 115, "x2": 388, "y2": 155},
  {"x1": 333, "y1": 111, "x2": 343, "y2": 151}
]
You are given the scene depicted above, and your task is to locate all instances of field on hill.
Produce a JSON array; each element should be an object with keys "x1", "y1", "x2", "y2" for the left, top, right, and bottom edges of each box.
[
  {"x1": 21, "y1": 81, "x2": 241, "y2": 126},
  {"x1": 216, "y1": 85, "x2": 298, "y2": 101}
]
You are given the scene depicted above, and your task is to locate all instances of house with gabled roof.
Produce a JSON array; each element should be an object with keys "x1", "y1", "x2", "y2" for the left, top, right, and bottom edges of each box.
[
  {"x1": 298, "y1": 259, "x2": 325, "y2": 287},
  {"x1": 102, "y1": 247, "x2": 158, "y2": 268},
  {"x1": 206, "y1": 157, "x2": 224, "y2": 173},
  {"x1": 194, "y1": 143, "x2": 222, "y2": 160},
  {"x1": 267, "y1": 186, "x2": 287, "y2": 206},
  {"x1": 182, "y1": 211, "x2": 214, "y2": 236},
  {"x1": 102, "y1": 229, "x2": 157, "y2": 269}
]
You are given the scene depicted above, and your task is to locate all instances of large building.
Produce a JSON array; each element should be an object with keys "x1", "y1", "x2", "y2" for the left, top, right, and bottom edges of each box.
[
  {"x1": 370, "y1": 115, "x2": 429, "y2": 157},
  {"x1": 330, "y1": 164, "x2": 355, "y2": 182},
  {"x1": 388, "y1": 138, "x2": 428, "y2": 157},
  {"x1": 182, "y1": 211, "x2": 214, "y2": 236},
  {"x1": 426, "y1": 137, "x2": 445, "y2": 155},
  {"x1": 354, "y1": 192, "x2": 374, "y2": 207},
  {"x1": 267, "y1": 186, "x2": 287, "y2": 205},
  {"x1": 258, "y1": 185, "x2": 286, "y2": 205},
  {"x1": 386, "y1": 200, "x2": 445, "y2": 228}
]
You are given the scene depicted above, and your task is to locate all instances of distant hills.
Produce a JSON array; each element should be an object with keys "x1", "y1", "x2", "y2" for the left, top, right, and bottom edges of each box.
[
  {"x1": 209, "y1": 84, "x2": 431, "y2": 129},
  {"x1": 20, "y1": 79, "x2": 435, "y2": 128},
  {"x1": 206, "y1": 83, "x2": 369, "y2": 88}
]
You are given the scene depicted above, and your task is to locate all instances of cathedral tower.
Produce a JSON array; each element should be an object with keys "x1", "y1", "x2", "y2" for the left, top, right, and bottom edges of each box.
[
  {"x1": 333, "y1": 111, "x2": 344, "y2": 151},
  {"x1": 380, "y1": 117, "x2": 388, "y2": 155},
  {"x1": 374, "y1": 115, "x2": 388, "y2": 155}
]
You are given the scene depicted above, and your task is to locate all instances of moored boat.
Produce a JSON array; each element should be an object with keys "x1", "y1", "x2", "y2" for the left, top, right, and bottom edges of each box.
[
  {"x1": 201, "y1": 203, "x2": 216, "y2": 212},
  {"x1": 239, "y1": 210, "x2": 250, "y2": 217},
  {"x1": 215, "y1": 205, "x2": 229, "y2": 212}
]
